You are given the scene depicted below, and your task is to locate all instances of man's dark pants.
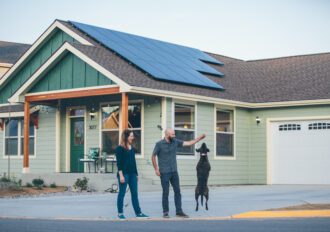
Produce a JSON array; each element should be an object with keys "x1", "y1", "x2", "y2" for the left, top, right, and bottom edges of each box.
[{"x1": 160, "y1": 171, "x2": 182, "y2": 214}]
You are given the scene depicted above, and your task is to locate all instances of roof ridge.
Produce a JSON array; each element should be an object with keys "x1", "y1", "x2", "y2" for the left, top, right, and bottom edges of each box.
[
  {"x1": 0, "y1": 40, "x2": 30, "y2": 46},
  {"x1": 246, "y1": 52, "x2": 330, "y2": 62}
]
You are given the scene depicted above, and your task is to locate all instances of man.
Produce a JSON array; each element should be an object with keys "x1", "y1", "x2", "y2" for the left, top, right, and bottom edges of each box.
[{"x1": 152, "y1": 128, "x2": 206, "y2": 218}]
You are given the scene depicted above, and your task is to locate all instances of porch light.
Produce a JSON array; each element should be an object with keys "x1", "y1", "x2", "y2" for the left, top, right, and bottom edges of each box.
[
  {"x1": 89, "y1": 108, "x2": 97, "y2": 121},
  {"x1": 256, "y1": 116, "x2": 261, "y2": 125}
]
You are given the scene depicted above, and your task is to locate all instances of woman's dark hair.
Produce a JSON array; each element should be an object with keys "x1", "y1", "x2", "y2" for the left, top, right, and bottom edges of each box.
[{"x1": 120, "y1": 129, "x2": 134, "y2": 150}]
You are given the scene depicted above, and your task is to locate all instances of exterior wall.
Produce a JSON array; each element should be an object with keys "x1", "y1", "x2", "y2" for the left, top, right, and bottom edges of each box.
[
  {"x1": 248, "y1": 105, "x2": 330, "y2": 184},
  {"x1": 0, "y1": 106, "x2": 56, "y2": 177},
  {"x1": 0, "y1": 29, "x2": 76, "y2": 104},
  {"x1": 137, "y1": 99, "x2": 252, "y2": 185},
  {"x1": 0, "y1": 65, "x2": 10, "y2": 78}
]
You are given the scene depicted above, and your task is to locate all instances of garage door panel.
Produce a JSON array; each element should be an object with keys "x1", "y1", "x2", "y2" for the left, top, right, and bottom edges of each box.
[{"x1": 270, "y1": 120, "x2": 330, "y2": 185}]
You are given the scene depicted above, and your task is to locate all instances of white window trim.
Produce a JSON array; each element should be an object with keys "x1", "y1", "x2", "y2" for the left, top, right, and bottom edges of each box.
[
  {"x1": 172, "y1": 100, "x2": 197, "y2": 160},
  {"x1": 2, "y1": 118, "x2": 37, "y2": 159},
  {"x1": 214, "y1": 106, "x2": 236, "y2": 160},
  {"x1": 99, "y1": 99, "x2": 144, "y2": 158}
]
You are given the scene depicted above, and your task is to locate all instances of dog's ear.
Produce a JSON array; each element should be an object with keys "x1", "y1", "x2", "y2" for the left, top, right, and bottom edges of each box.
[
  {"x1": 206, "y1": 148, "x2": 210, "y2": 153},
  {"x1": 196, "y1": 148, "x2": 201, "y2": 152}
]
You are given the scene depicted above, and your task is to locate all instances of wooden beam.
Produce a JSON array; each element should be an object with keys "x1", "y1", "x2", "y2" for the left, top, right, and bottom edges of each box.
[
  {"x1": 121, "y1": 92, "x2": 128, "y2": 130},
  {"x1": 23, "y1": 101, "x2": 30, "y2": 172},
  {"x1": 25, "y1": 86, "x2": 120, "y2": 102}
]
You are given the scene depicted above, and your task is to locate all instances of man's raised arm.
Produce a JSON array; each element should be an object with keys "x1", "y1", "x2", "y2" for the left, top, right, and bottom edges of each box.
[{"x1": 183, "y1": 134, "x2": 206, "y2": 147}]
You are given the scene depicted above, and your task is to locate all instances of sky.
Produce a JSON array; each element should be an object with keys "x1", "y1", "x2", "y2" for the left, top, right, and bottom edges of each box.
[{"x1": 1, "y1": 0, "x2": 329, "y2": 60}]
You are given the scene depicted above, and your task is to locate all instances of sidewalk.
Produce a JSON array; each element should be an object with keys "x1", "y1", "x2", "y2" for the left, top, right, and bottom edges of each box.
[{"x1": 1, "y1": 185, "x2": 330, "y2": 220}]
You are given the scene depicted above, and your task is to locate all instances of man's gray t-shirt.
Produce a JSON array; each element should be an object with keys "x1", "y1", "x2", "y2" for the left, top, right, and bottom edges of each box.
[{"x1": 152, "y1": 138, "x2": 184, "y2": 173}]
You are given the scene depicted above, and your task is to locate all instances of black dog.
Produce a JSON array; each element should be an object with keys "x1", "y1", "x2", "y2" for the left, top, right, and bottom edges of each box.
[{"x1": 195, "y1": 143, "x2": 211, "y2": 211}]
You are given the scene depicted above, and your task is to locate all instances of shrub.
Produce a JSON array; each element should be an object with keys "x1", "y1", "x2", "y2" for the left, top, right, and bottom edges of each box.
[
  {"x1": 73, "y1": 177, "x2": 88, "y2": 191},
  {"x1": 0, "y1": 173, "x2": 10, "y2": 182},
  {"x1": 25, "y1": 182, "x2": 33, "y2": 187},
  {"x1": 50, "y1": 183, "x2": 57, "y2": 188},
  {"x1": 32, "y1": 178, "x2": 44, "y2": 190}
]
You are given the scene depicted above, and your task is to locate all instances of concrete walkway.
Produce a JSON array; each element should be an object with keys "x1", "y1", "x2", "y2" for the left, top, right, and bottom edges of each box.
[{"x1": 1, "y1": 185, "x2": 330, "y2": 220}]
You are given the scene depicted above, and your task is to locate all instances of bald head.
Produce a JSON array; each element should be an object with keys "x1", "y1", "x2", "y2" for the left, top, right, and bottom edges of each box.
[{"x1": 165, "y1": 128, "x2": 175, "y2": 140}]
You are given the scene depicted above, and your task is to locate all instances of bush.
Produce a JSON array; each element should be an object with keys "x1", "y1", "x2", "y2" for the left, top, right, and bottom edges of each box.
[
  {"x1": 50, "y1": 183, "x2": 57, "y2": 188},
  {"x1": 0, "y1": 173, "x2": 10, "y2": 182},
  {"x1": 73, "y1": 177, "x2": 88, "y2": 191},
  {"x1": 25, "y1": 182, "x2": 33, "y2": 187},
  {"x1": 32, "y1": 178, "x2": 44, "y2": 190}
]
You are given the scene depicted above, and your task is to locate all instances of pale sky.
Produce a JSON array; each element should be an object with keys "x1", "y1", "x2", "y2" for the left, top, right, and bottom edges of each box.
[{"x1": 1, "y1": 0, "x2": 329, "y2": 60}]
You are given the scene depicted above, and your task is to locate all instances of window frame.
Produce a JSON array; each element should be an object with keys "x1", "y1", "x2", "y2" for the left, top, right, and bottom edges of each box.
[
  {"x1": 3, "y1": 118, "x2": 37, "y2": 159},
  {"x1": 214, "y1": 106, "x2": 236, "y2": 160},
  {"x1": 99, "y1": 100, "x2": 144, "y2": 158},
  {"x1": 172, "y1": 100, "x2": 197, "y2": 159}
]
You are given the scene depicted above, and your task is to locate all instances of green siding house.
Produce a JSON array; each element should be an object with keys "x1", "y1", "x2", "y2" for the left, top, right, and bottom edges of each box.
[{"x1": 0, "y1": 20, "x2": 329, "y2": 186}]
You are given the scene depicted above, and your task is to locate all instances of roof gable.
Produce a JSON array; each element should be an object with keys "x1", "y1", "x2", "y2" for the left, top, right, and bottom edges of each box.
[
  {"x1": 0, "y1": 20, "x2": 93, "y2": 104},
  {"x1": 29, "y1": 52, "x2": 115, "y2": 93}
]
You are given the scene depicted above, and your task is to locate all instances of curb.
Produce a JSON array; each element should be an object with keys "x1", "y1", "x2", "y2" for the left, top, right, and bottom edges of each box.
[{"x1": 232, "y1": 210, "x2": 330, "y2": 219}]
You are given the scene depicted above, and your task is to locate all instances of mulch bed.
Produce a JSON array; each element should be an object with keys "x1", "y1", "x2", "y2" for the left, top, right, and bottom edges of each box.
[{"x1": 0, "y1": 186, "x2": 67, "y2": 197}]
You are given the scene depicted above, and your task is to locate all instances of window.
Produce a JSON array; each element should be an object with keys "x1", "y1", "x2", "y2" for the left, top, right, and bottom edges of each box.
[
  {"x1": 279, "y1": 124, "x2": 301, "y2": 131},
  {"x1": 216, "y1": 109, "x2": 234, "y2": 157},
  {"x1": 5, "y1": 119, "x2": 35, "y2": 157},
  {"x1": 128, "y1": 103, "x2": 142, "y2": 154},
  {"x1": 101, "y1": 102, "x2": 142, "y2": 155},
  {"x1": 308, "y1": 122, "x2": 330, "y2": 130},
  {"x1": 101, "y1": 104, "x2": 120, "y2": 154},
  {"x1": 174, "y1": 103, "x2": 195, "y2": 156}
]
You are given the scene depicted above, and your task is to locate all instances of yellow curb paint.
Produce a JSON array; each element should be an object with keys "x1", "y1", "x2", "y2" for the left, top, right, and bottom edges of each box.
[{"x1": 232, "y1": 210, "x2": 330, "y2": 219}]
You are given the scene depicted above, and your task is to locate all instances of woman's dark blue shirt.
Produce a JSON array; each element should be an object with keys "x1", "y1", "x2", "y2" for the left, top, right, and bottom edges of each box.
[{"x1": 115, "y1": 145, "x2": 138, "y2": 176}]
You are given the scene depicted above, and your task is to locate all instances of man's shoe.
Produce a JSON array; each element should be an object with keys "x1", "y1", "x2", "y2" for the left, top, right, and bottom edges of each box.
[
  {"x1": 176, "y1": 212, "x2": 189, "y2": 218},
  {"x1": 163, "y1": 212, "x2": 170, "y2": 218},
  {"x1": 136, "y1": 213, "x2": 149, "y2": 219},
  {"x1": 118, "y1": 214, "x2": 126, "y2": 220}
]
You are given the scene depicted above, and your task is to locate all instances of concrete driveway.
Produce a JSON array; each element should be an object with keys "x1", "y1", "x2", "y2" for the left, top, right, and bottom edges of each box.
[{"x1": 0, "y1": 185, "x2": 330, "y2": 220}]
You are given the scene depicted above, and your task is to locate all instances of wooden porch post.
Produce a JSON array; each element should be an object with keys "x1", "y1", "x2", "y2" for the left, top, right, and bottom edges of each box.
[
  {"x1": 121, "y1": 93, "x2": 128, "y2": 130},
  {"x1": 23, "y1": 100, "x2": 30, "y2": 173}
]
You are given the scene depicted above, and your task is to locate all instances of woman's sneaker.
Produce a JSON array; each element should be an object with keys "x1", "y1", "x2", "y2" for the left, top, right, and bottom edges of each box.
[
  {"x1": 136, "y1": 213, "x2": 149, "y2": 219},
  {"x1": 118, "y1": 214, "x2": 126, "y2": 220},
  {"x1": 163, "y1": 212, "x2": 170, "y2": 218}
]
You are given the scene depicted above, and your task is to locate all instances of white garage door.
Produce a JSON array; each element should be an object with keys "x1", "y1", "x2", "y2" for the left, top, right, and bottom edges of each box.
[{"x1": 270, "y1": 120, "x2": 330, "y2": 184}]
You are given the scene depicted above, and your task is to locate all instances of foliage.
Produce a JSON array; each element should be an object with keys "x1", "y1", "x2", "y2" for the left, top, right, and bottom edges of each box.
[
  {"x1": 73, "y1": 177, "x2": 89, "y2": 191},
  {"x1": 32, "y1": 178, "x2": 45, "y2": 190}
]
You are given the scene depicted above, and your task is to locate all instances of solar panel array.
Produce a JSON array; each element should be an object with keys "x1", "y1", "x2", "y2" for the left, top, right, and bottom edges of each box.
[{"x1": 70, "y1": 21, "x2": 224, "y2": 90}]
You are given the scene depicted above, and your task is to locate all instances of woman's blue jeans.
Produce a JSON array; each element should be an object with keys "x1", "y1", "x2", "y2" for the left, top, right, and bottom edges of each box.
[{"x1": 117, "y1": 174, "x2": 141, "y2": 215}]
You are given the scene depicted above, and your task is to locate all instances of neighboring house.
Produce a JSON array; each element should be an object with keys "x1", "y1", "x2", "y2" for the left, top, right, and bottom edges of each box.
[
  {"x1": 0, "y1": 41, "x2": 30, "y2": 77},
  {"x1": 0, "y1": 20, "x2": 329, "y2": 186}
]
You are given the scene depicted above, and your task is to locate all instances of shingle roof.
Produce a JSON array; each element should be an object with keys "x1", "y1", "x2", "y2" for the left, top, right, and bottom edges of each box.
[
  {"x1": 3, "y1": 20, "x2": 329, "y2": 105},
  {"x1": 62, "y1": 20, "x2": 330, "y2": 103},
  {"x1": 0, "y1": 104, "x2": 24, "y2": 113},
  {"x1": 0, "y1": 41, "x2": 30, "y2": 64}
]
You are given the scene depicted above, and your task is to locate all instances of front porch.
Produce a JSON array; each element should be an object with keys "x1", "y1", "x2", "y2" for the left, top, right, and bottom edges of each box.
[{"x1": 18, "y1": 87, "x2": 163, "y2": 176}]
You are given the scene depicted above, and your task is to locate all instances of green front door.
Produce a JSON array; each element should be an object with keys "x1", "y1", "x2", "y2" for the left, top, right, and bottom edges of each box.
[{"x1": 70, "y1": 117, "x2": 85, "y2": 173}]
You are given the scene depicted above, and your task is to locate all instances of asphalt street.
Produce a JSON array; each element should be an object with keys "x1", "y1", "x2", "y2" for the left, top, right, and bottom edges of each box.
[{"x1": 1, "y1": 218, "x2": 330, "y2": 232}]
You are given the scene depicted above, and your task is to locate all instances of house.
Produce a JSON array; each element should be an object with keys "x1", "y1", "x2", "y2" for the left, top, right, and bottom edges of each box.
[{"x1": 0, "y1": 20, "x2": 329, "y2": 186}]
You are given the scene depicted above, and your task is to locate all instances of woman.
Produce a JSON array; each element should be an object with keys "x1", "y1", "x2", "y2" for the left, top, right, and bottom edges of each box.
[{"x1": 115, "y1": 129, "x2": 149, "y2": 220}]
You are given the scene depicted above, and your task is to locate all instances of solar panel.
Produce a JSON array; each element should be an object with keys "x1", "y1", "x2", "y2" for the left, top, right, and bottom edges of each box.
[{"x1": 70, "y1": 21, "x2": 224, "y2": 90}]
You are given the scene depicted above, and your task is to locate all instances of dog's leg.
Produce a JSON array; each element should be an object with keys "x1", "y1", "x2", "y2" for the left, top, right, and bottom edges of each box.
[
  {"x1": 205, "y1": 187, "x2": 209, "y2": 210},
  {"x1": 195, "y1": 189, "x2": 199, "y2": 211}
]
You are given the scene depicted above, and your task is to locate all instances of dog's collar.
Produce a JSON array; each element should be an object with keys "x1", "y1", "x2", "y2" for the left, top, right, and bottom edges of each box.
[{"x1": 200, "y1": 153, "x2": 207, "y2": 156}]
